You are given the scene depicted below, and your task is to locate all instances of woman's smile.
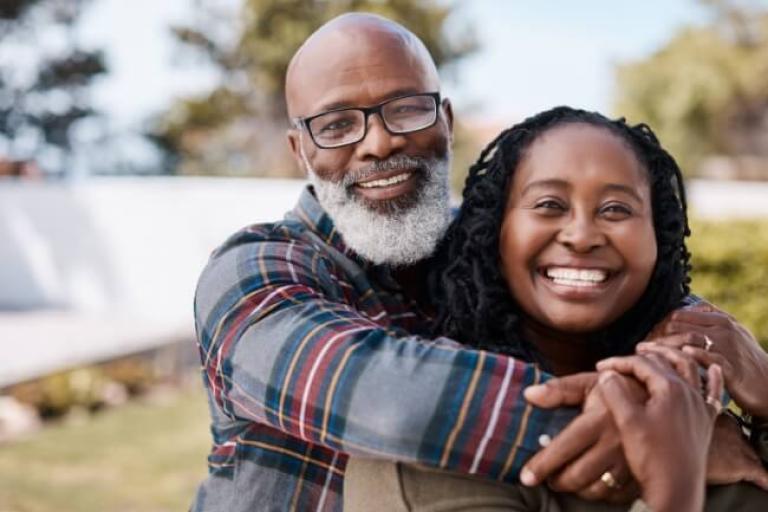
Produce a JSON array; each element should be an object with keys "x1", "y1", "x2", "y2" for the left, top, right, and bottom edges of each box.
[{"x1": 536, "y1": 264, "x2": 615, "y2": 299}]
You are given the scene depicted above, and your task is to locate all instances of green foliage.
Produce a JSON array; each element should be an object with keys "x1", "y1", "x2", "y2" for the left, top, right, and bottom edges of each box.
[
  {"x1": 613, "y1": 3, "x2": 768, "y2": 174},
  {"x1": 688, "y1": 218, "x2": 768, "y2": 349},
  {"x1": 0, "y1": 0, "x2": 106, "y2": 175},
  {"x1": 151, "y1": 0, "x2": 476, "y2": 176},
  {"x1": 0, "y1": 388, "x2": 209, "y2": 512}
]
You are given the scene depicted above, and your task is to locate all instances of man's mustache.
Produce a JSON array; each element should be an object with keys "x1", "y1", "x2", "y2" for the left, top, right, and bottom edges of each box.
[{"x1": 341, "y1": 155, "x2": 428, "y2": 187}]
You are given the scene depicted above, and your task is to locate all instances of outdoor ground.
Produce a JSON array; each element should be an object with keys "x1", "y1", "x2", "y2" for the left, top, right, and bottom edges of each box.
[{"x1": 0, "y1": 386, "x2": 210, "y2": 512}]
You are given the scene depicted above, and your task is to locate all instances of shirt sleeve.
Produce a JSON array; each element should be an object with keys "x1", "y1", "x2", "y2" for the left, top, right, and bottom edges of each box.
[{"x1": 194, "y1": 233, "x2": 577, "y2": 482}]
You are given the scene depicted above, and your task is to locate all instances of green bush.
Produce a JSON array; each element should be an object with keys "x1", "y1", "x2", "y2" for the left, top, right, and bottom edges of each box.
[{"x1": 688, "y1": 218, "x2": 768, "y2": 350}]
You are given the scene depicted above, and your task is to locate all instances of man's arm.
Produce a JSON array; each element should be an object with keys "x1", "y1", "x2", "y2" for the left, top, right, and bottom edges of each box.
[{"x1": 194, "y1": 233, "x2": 575, "y2": 482}]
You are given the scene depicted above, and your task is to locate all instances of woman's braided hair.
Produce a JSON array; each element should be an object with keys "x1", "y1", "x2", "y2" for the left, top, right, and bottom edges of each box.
[{"x1": 430, "y1": 106, "x2": 691, "y2": 364}]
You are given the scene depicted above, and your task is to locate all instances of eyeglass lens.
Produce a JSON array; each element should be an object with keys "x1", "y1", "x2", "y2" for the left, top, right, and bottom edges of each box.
[{"x1": 307, "y1": 95, "x2": 437, "y2": 148}]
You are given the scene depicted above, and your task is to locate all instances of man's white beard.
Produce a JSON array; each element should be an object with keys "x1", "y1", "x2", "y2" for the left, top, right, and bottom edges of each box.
[{"x1": 301, "y1": 146, "x2": 451, "y2": 266}]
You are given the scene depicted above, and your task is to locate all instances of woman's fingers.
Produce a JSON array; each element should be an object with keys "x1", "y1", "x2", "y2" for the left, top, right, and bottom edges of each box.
[
  {"x1": 635, "y1": 343, "x2": 700, "y2": 388},
  {"x1": 596, "y1": 370, "x2": 645, "y2": 431},
  {"x1": 667, "y1": 308, "x2": 731, "y2": 328},
  {"x1": 681, "y1": 345, "x2": 730, "y2": 375},
  {"x1": 704, "y1": 364, "x2": 724, "y2": 418},
  {"x1": 638, "y1": 331, "x2": 711, "y2": 351},
  {"x1": 596, "y1": 355, "x2": 677, "y2": 398}
]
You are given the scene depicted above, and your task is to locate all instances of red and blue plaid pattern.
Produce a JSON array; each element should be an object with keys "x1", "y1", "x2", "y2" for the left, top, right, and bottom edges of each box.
[{"x1": 191, "y1": 187, "x2": 574, "y2": 511}]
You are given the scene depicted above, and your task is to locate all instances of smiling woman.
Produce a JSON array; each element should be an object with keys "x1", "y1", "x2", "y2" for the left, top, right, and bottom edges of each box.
[
  {"x1": 432, "y1": 107, "x2": 690, "y2": 372},
  {"x1": 497, "y1": 123, "x2": 657, "y2": 374},
  {"x1": 343, "y1": 106, "x2": 768, "y2": 511}
]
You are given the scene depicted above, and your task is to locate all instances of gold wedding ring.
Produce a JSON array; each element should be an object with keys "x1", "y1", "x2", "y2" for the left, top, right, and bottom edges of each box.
[{"x1": 600, "y1": 470, "x2": 620, "y2": 489}]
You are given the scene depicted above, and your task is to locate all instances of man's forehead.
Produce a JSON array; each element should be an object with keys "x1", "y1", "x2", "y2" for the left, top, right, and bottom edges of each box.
[{"x1": 286, "y1": 15, "x2": 439, "y2": 117}]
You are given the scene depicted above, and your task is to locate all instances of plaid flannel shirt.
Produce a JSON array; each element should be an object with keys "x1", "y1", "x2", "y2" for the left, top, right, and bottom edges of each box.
[{"x1": 191, "y1": 186, "x2": 576, "y2": 511}]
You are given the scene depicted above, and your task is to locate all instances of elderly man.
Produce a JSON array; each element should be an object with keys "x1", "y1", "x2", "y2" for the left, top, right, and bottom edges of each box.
[{"x1": 192, "y1": 12, "x2": 768, "y2": 512}]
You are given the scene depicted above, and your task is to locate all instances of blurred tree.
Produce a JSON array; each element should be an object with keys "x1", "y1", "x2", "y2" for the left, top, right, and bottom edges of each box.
[
  {"x1": 613, "y1": 0, "x2": 768, "y2": 176},
  {"x1": 0, "y1": 0, "x2": 107, "y2": 177},
  {"x1": 150, "y1": 0, "x2": 476, "y2": 177}
]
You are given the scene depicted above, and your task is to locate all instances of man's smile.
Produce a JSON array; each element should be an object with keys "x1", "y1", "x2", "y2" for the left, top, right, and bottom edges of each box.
[{"x1": 352, "y1": 168, "x2": 421, "y2": 202}]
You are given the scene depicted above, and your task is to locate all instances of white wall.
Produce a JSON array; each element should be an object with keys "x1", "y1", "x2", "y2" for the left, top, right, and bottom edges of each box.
[
  {"x1": 0, "y1": 177, "x2": 305, "y2": 386},
  {"x1": 687, "y1": 179, "x2": 768, "y2": 219}
]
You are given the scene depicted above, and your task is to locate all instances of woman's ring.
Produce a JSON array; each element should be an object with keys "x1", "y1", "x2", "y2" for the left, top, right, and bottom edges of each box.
[
  {"x1": 704, "y1": 336, "x2": 714, "y2": 352},
  {"x1": 600, "y1": 470, "x2": 620, "y2": 489}
]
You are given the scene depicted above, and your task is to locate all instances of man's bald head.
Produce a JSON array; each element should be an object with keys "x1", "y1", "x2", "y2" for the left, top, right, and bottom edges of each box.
[{"x1": 285, "y1": 13, "x2": 440, "y2": 118}]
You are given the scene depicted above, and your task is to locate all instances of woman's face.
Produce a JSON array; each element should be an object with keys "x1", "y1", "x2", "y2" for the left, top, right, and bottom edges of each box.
[{"x1": 499, "y1": 123, "x2": 657, "y2": 334}]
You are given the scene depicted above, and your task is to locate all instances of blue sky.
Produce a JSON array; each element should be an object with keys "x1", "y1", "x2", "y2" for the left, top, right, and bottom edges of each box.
[
  {"x1": 78, "y1": 0, "x2": 765, "y2": 129},
  {"x1": 443, "y1": 0, "x2": 716, "y2": 121}
]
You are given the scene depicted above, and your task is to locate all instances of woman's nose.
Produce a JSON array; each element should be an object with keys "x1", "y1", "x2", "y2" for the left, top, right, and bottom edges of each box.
[{"x1": 556, "y1": 214, "x2": 607, "y2": 253}]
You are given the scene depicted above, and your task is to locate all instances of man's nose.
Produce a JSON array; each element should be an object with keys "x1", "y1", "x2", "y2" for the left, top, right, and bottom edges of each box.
[
  {"x1": 556, "y1": 213, "x2": 607, "y2": 253},
  {"x1": 354, "y1": 113, "x2": 406, "y2": 159}
]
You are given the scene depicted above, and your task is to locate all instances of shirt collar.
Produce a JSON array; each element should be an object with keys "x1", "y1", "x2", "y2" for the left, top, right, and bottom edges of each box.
[
  {"x1": 288, "y1": 185, "x2": 351, "y2": 257},
  {"x1": 287, "y1": 185, "x2": 403, "y2": 289}
]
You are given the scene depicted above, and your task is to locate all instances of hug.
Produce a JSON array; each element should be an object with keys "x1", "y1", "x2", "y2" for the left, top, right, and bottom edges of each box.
[{"x1": 191, "y1": 12, "x2": 768, "y2": 512}]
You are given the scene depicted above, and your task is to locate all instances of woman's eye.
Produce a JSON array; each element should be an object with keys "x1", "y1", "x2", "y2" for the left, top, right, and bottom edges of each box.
[
  {"x1": 534, "y1": 200, "x2": 566, "y2": 211},
  {"x1": 600, "y1": 203, "x2": 633, "y2": 219}
]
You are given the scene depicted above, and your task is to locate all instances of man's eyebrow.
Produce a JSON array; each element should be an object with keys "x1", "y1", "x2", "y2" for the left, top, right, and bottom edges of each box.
[{"x1": 315, "y1": 87, "x2": 426, "y2": 113}]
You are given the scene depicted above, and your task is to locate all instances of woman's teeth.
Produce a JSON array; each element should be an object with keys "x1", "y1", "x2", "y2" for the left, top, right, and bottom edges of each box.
[
  {"x1": 357, "y1": 172, "x2": 412, "y2": 189},
  {"x1": 545, "y1": 267, "x2": 608, "y2": 287}
]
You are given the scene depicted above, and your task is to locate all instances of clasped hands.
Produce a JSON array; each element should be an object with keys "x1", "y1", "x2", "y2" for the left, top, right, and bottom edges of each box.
[{"x1": 519, "y1": 302, "x2": 768, "y2": 505}]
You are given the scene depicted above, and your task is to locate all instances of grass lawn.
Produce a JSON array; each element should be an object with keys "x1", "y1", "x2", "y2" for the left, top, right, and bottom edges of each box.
[{"x1": 0, "y1": 386, "x2": 211, "y2": 512}]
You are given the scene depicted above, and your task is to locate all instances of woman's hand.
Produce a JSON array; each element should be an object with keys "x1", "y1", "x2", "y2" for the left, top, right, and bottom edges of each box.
[
  {"x1": 642, "y1": 302, "x2": 768, "y2": 418},
  {"x1": 595, "y1": 355, "x2": 722, "y2": 512},
  {"x1": 632, "y1": 339, "x2": 768, "y2": 489}
]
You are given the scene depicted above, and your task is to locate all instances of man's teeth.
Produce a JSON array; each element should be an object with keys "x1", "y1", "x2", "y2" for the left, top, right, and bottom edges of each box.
[
  {"x1": 357, "y1": 172, "x2": 411, "y2": 188},
  {"x1": 545, "y1": 267, "x2": 608, "y2": 287}
]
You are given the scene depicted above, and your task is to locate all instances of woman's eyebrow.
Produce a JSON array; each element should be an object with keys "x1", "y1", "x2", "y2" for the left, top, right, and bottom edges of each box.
[
  {"x1": 602, "y1": 183, "x2": 644, "y2": 202},
  {"x1": 520, "y1": 179, "x2": 569, "y2": 196}
]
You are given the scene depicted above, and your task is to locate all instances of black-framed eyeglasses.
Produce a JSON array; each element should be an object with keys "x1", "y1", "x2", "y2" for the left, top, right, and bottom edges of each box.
[{"x1": 293, "y1": 92, "x2": 441, "y2": 149}]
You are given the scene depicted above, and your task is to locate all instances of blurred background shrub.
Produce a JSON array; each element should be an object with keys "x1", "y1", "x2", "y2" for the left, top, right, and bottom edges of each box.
[{"x1": 689, "y1": 218, "x2": 768, "y2": 349}]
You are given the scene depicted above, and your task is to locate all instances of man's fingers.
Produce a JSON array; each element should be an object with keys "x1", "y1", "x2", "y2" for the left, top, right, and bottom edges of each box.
[
  {"x1": 546, "y1": 439, "x2": 627, "y2": 494},
  {"x1": 524, "y1": 372, "x2": 598, "y2": 408},
  {"x1": 745, "y1": 466, "x2": 768, "y2": 491},
  {"x1": 521, "y1": 410, "x2": 603, "y2": 486},
  {"x1": 635, "y1": 343, "x2": 700, "y2": 388}
]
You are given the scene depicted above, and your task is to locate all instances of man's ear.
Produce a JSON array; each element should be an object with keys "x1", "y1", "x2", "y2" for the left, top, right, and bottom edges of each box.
[
  {"x1": 441, "y1": 97, "x2": 455, "y2": 138},
  {"x1": 286, "y1": 128, "x2": 307, "y2": 176}
]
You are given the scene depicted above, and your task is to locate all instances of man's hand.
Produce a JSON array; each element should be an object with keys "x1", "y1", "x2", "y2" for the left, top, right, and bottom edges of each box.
[
  {"x1": 707, "y1": 413, "x2": 768, "y2": 489},
  {"x1": 641, "y1": 302, "x2": 768, "y2": 418},
  {"x1": 522, "y1": 373, "x2": 639, "y2": 503}
]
